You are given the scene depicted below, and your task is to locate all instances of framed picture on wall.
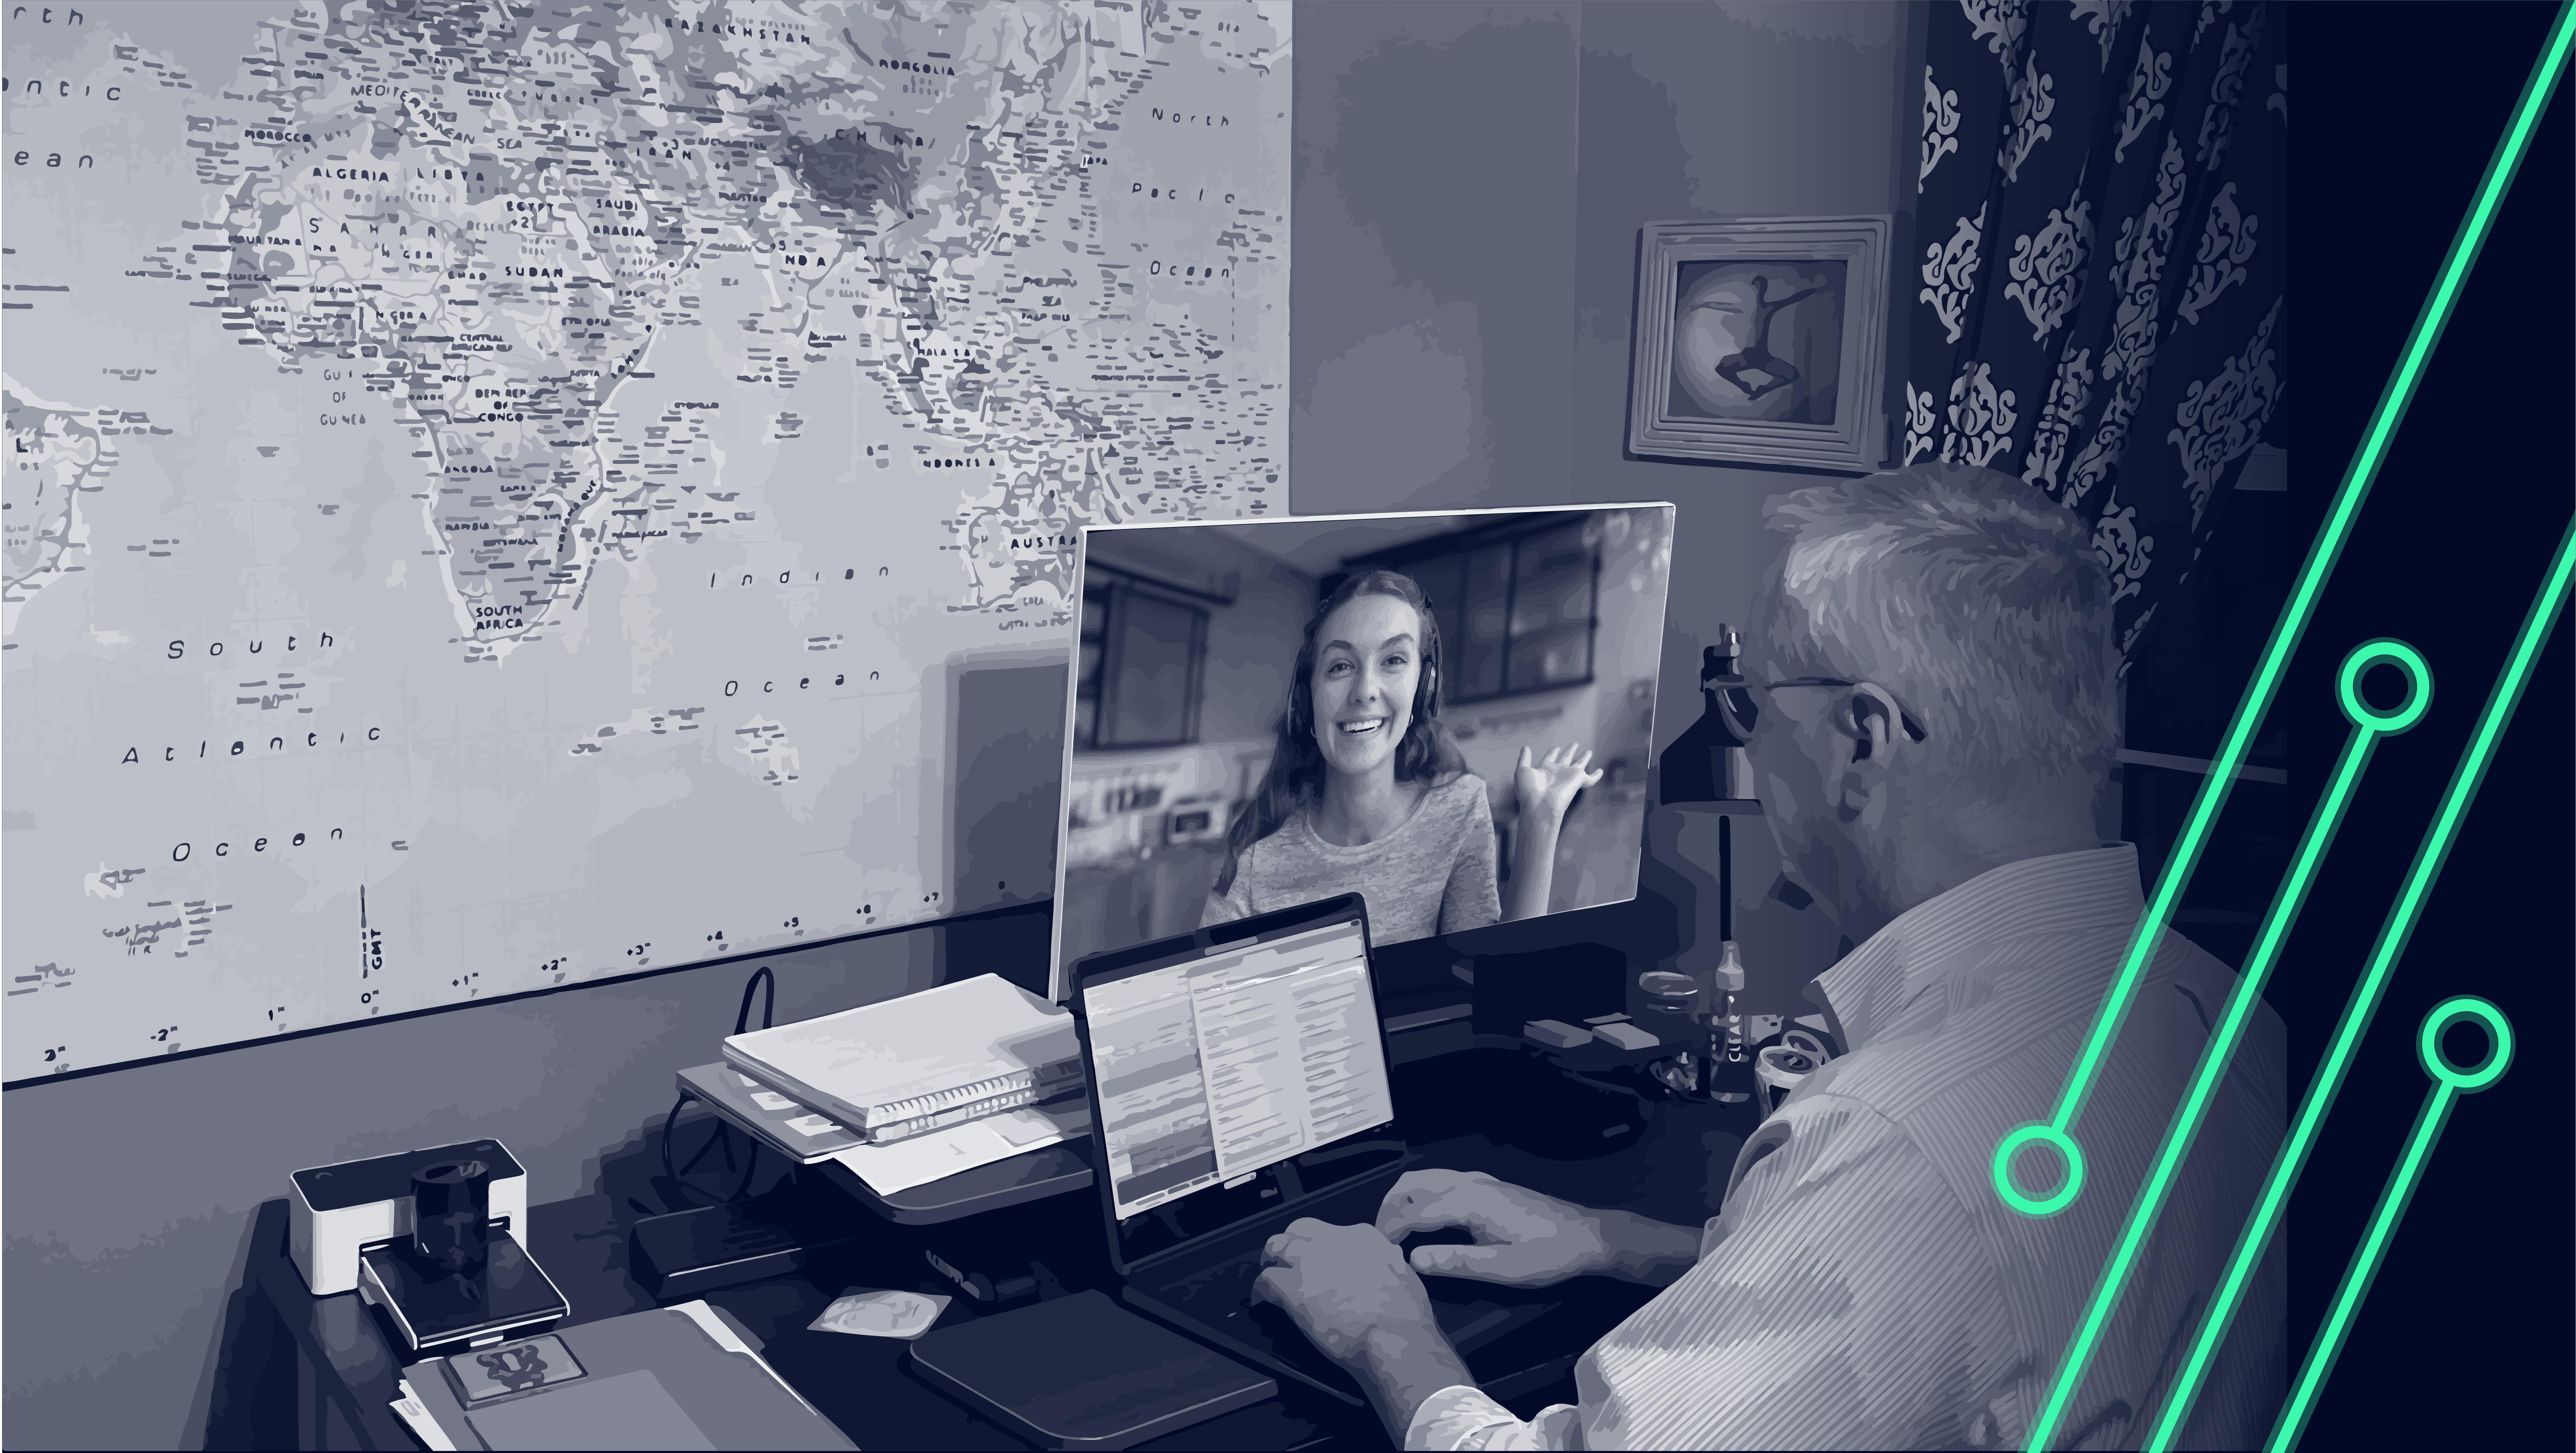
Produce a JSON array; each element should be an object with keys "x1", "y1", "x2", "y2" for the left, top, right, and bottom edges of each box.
[{"x1": 1627, "y1": 216, "x2": 1889, "y2": 472}]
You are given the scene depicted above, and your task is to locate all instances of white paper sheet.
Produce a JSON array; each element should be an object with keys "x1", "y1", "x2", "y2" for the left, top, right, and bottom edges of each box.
[
  {"x1": 828, "y1": 1102, "x2": 1091, "y2": 1196},
  {"x1": 390, "y1": 1379, "x2": 459, "y2": 1452},
  {"x1": 665, "y1": 1301, "x2": 820, "y2": 1416}
]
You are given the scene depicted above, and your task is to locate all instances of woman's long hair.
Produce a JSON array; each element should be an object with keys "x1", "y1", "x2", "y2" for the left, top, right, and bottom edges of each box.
[{"x1": 1214, "y1": 569, "x2": 1467, "y2": 896}]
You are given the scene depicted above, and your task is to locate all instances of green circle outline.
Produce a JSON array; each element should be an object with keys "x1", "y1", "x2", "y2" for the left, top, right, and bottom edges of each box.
[
  {"x1": 2337, "y1": 639, "x2": 2432, "y2": 734},
  {"x1": 2418, "y1": 996, "x2": 2513, "y2": 1092},
  {"x1": 1991, "y1": 1123, "x2": 2087, "y2": 1217}
]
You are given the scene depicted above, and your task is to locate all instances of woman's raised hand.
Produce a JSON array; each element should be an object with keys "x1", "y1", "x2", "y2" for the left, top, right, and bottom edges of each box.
[{"x1": 1515, "y1": 743, "x2": 1604, "y2": 825}]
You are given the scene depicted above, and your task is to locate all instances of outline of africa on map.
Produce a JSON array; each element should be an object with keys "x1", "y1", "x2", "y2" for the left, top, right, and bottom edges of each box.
[{"x1": 1, "y1": 0, "x2": 1288, "y2": 1080}]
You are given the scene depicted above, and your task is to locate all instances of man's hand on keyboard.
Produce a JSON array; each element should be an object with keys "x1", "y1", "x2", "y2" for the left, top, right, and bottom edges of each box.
[
  {"x1": 1254, "y1": 1216, "x2": 1479, "y2": 1443},
  {"x1": 1373, "y1": 1170, "x2": 1611, "y2": 1288},
  {"x1": 1377, "y1": 1169, "x2": 1705, "y2": 1290},
  {"x1": 1252, "y1": 1217, "x2": 1443, "y2": 1367}
]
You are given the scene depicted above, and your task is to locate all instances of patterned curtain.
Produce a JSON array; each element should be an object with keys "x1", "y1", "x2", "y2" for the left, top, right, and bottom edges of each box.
[{"x1": 1906, "y1": 0, "x2": 2288, "y2": 667}]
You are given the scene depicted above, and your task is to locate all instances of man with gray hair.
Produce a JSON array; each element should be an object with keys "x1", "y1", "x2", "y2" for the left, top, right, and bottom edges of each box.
[
  {"x1": 1745, "y1": 459, "x2": 2126, "y2": 944},
  {"x1": 1254, "y1": 462, "x2": 2287, "y2": 1449}
]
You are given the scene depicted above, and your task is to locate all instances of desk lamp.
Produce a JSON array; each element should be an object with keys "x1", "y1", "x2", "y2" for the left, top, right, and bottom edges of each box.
[{"x1": 1643, "y1": 626, "x2": 1761, "y2": 1105}]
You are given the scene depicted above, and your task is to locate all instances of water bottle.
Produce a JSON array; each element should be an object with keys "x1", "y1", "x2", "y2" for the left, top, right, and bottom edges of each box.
[{"x1": 1709, "y1": 941, "x2": 1755, "y2": 1105}]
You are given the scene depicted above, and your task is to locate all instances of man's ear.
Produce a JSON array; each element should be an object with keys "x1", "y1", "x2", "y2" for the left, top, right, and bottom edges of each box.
[{"x1": 1840, "y1": 683, "x2": 1907, "y2": 766}]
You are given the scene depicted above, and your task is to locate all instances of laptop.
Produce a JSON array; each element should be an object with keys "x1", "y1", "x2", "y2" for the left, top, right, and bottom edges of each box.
[{"x1": 1066, "y1": 894, "x2": 1568, "y2": 1406}]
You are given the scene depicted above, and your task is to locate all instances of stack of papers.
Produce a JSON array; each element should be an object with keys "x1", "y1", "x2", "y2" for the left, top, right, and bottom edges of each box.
[
  {"x1": 723, "y1": 976, "x2": 1083, "y2": 1146},
  {"x1": 676, "y1": 1063, "x2": 872, "y2": 1164},
  {"x1": 829, "y1": 1100, "x2": 1091, "y2": 1196}
]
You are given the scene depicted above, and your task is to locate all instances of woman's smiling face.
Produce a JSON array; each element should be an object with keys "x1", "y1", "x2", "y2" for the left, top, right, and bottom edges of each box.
[{"x1": 1309, "y1": 593, "x2": 1423, "y2": 779}]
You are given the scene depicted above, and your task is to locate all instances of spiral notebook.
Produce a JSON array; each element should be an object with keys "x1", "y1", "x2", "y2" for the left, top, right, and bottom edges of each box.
[{"x1": 721, "y1": 975, "x2": 1083, "y2": 1145}]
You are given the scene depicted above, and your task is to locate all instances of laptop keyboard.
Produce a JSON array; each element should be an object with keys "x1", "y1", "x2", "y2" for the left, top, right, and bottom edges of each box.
[
  {"x1": 1158, "y1": 1175, "x2": 1386, "y2": 1303},
  {"x1": 1134, "y1": 1177, "x2": 1569, "y2": 1401}
]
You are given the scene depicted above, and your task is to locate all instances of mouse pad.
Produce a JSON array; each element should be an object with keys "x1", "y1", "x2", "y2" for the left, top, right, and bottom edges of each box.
[
  {"x1": 910, "y1": 1290, "x2": 1275, "y2": 1450},
  {"x1": 464, "y1": 1369, "x2": 715, "y2": 1451}
]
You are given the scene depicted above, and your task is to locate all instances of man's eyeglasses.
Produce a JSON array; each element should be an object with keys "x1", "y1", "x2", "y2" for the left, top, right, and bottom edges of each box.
[{"x1": 1750, "y1": 678, "x2": 1929, "y2": 744}]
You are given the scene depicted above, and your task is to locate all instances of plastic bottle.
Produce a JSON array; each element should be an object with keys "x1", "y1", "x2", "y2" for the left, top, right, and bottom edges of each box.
[{"x1": 1710, "y1": 940, "x2": 1754, "y2": 1104}]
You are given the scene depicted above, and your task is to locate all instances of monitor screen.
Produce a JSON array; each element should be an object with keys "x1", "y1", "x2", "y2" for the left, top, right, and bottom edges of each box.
[
  {"x1": 1047, "y1": 504, "x2": 1676, "y2": 1002},
  {"x1": 1081, "y1": 913, "x2": 1391, "y2": 1222}
]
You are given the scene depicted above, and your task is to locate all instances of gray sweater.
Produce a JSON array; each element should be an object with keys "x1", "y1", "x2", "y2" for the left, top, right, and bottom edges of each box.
[{"x1": 1201, "y1": 774, "x2": 1501, "y2": 945}]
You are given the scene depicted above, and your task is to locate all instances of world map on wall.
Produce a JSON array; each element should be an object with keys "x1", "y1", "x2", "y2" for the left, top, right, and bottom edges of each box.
[{"x1": 2, "y1": 0, "x2": 1288, "y2": 1079}]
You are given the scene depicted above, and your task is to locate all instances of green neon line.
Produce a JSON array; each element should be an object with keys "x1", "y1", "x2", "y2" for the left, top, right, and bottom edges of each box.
[
  {"x1": 2023, "y1": 725, "x2": 2381, "y2": 1450},
  {"x1": 2267, "y1": 1085, "x2": 2458, "y2": 1453},
  {"x1": 2144, "y1": 1110, "x2": 2298, "y2": 1451},
  {"x1": 2041, "y1": 0, "x2": 2576, "y2": 1140},
  {"x1": 2146, "y1": 516, "x2": 2576, "y2": 1451}
]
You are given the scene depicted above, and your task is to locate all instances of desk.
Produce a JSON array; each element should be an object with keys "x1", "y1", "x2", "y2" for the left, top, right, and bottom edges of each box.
[
  {"x1": 246, "y1": 1192, "x2": 1348, "y2": 1452},
  {"x1": 246, "y1": 1045, "x2": 1752, "y2": 1450}
]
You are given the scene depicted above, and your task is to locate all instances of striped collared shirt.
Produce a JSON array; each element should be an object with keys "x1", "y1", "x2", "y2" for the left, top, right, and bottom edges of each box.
[{"x1": 1408, "y1": 844, "x2": 2286, "y2": 1451}]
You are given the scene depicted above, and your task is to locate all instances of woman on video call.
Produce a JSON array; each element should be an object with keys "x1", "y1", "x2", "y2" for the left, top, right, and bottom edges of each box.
[{"x1": 1202, "y1": 569, "x2": 1601, "y2": 944}]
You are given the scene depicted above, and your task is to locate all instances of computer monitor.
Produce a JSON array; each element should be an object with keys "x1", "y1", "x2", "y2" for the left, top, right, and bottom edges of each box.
[{"x1": 1047, "y1": 504, "x2": 1676, "y2": 1003}]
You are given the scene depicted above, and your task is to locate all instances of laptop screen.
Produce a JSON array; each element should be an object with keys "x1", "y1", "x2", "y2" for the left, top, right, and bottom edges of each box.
[{"x1": 1078, "y1": 908, "x2": 1398, "y2": 1231}]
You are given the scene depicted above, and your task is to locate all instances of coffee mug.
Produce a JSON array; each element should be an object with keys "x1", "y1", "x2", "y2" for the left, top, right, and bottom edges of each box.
[{"x1": 1754, "y1": 1044, "x2": 1818, "y2": 1115}]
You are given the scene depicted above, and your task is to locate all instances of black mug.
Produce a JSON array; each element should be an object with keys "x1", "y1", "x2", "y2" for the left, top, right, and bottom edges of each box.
[{"x1": 412, "y1": 1159, "x2": 492, "y2": 1275}]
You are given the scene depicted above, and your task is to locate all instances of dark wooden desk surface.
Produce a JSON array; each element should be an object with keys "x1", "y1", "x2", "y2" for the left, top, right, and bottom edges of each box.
[{"x1": 247, "y1": 1046, "x2": 1755, "y2": 1451}]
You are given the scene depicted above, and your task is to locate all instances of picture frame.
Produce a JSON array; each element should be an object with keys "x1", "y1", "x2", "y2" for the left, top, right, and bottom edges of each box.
[{"x1": 1628, "y1": 216, "x2": 1890, "y2": 472}]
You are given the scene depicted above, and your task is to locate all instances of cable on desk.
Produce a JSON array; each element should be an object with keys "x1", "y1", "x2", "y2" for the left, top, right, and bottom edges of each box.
[
  {"x1": 736, "y1": 965, "x2": 776, "y2": 1037},
  {"x1": 659, "y1": 966, "x2": 781, "y2": 1206},
  {"x1": 659, "y1": 1087, "x2": 759, "y2": 1205}
]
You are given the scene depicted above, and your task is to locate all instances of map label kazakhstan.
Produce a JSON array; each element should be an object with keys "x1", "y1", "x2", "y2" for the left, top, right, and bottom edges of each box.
[{"x1": 1, "y1": 0, "x2": 1288, "y2": 1079}]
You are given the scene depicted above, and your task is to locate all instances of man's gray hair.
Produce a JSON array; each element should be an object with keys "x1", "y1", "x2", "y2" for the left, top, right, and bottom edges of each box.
[{"x1": 1757, "y1": 461, "x2": 2120, "y2": 787}]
